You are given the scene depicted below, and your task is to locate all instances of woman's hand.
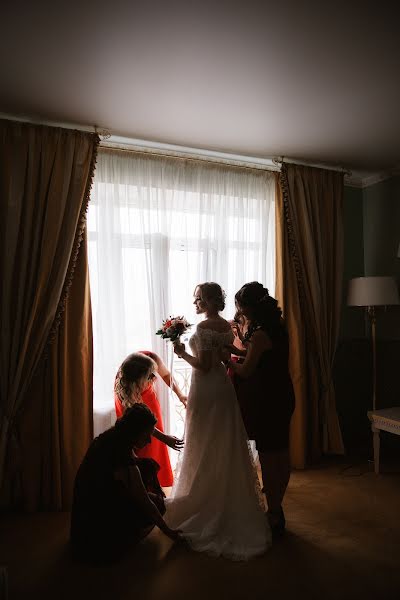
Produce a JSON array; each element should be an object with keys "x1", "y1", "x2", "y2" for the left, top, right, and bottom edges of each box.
[
  {"x1": 179, "y1": 395, "x2": 188, "y2": 408},
  {"x1": 164, "y1": 527, "x2": 184, "y2": 542},
  {"x1": 163, "y1": 434, "x2": 184, "y2": 451},
  {"x1": 173, "y1": 340, "x2": 185, "y2": 357},
  {"x1": 225, "y1": 343, "x2": 246, "y2": 357},
  {"x1": 153, "y1": 428, "x2": 184, "y2": 450},
  {"x1": 229, "y1": 320, "x2": 239, "y2": 336}
]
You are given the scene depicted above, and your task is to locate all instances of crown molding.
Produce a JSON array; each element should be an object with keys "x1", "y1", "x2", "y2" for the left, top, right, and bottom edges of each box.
[{"x1": 345, "y1": 167, "x2": 400, "y2": 188}]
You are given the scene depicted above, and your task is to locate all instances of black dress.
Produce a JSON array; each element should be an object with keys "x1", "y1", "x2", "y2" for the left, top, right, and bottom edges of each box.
[
  {"x1": 233, "y1": 327, "x2": 295, "y2": 452},
  {"x1": 70, "y1": 427, "x2": 165, "y2": 563}
]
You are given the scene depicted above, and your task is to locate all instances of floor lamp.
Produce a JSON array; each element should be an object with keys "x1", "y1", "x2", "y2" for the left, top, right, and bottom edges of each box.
[{"x1": 347, "y1": 276, "x2": 400, "y2": 411}]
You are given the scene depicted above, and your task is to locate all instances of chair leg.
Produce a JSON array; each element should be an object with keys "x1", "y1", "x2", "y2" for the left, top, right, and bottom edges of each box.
[{"x1": 372, "y1": 425, "x2": 380, "y2": 475}]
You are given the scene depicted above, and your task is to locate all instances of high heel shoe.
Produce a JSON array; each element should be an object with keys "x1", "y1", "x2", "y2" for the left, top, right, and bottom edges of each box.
[{"x1": 267, "y1": 507, "x2": 286, "y2": 538}]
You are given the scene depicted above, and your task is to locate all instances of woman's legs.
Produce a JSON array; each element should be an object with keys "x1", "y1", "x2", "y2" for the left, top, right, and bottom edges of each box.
[{"x1": 258, "y1": 449, "x2": 290, "y2": 519}]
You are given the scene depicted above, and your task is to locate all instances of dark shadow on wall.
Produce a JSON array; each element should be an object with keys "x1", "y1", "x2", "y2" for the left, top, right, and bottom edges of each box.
[
  {"x1": 334, "y1": 339, "x2": 400, "y2": 459},
  {"x1": 337, "y1": 179, "x2": 400, "y2": 464}
]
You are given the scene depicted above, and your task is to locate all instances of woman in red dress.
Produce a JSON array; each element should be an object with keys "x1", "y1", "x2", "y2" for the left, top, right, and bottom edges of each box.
[{"x1": 114, "y1": 352, "x2": 186, "y2": 487}]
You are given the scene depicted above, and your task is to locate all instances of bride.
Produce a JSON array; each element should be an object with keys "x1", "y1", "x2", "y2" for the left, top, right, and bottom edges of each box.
[{"x1": 165, "y1": 282, "x2": 271, "y2": 560}]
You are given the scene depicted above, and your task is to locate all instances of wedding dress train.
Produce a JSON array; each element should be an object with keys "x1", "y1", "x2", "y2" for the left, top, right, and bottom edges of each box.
[{"x1": 165, "y1": 326, "x2": 271, "y2": 560}]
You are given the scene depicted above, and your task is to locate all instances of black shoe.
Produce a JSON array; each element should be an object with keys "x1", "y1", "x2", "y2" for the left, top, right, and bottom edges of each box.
[{"x1": 267, "y1": 507, "x2": 286, "y2": 538}]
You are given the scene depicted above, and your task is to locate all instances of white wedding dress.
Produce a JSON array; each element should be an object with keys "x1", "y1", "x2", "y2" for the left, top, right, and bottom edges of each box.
[{"x1": 165, "y1": 326, "x2": 272, "y2": 560}]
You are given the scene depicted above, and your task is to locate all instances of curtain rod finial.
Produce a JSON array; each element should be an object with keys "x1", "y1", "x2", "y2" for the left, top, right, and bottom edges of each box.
[
  {"x1": 94, "y1": 125, "x2": 111, "y2": 140},
  {"x1": 272, "y1": 156, "x2": 283, "y2": 167}
]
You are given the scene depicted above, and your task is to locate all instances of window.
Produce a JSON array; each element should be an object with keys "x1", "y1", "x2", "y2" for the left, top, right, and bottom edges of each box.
[{"x1": 88, "y1": 150, "x2": 276, "y2": 438}]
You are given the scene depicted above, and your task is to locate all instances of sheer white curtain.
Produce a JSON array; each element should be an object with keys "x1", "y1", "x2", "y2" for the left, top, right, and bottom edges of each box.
[{"x1": 88, "y1": 149, "x2": 276, "y2": 440}]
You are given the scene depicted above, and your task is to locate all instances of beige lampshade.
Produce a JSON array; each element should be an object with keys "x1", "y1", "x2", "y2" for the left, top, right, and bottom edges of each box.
[{"x1": 347, "y1": 276, "x2": 400, "y2": 306}]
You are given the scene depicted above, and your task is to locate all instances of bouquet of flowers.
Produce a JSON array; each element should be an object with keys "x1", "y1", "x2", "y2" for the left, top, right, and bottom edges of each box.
[{"x1": 156, "y1": 316, "x2": 192, "y2": 342}]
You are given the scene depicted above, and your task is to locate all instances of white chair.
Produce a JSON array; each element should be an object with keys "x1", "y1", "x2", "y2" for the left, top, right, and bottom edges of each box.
[{"x1": 368, "y1": 407, "x2": 400, "y2": 474}]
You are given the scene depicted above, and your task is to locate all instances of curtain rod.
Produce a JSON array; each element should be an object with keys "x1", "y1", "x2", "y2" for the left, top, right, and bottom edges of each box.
[
  {"x1": 100, "y1": 143, "x2": 351, "y2": 177},
  {"x1": 99, "y1": 142, "x2": 280, "y2": 174},
  {"x1": 0, "y1": 112, "x2": 110, "y2": 136},
  {"x1": 0, "y1": 112, "x2": 351, "y2": 176},
  {"x1": 276, "y1": 156, "x2": 352, "y2": 177}
]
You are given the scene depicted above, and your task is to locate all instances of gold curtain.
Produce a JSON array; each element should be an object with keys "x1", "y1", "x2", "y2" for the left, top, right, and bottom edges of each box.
[
  {"x1": 275, "y1": 164, "x2": 345, "y2": 468},
  {"x1": 19, "y1": 231, "x2": 93, "y2": 510},
  {"x1": 0, "y1": 120, "x2": 98, "y2": 506}
]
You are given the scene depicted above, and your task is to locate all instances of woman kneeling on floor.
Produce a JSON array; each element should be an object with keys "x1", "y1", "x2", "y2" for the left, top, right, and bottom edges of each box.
[{"x1": 70, "y1": 403, "x2": 182, "y2": 563}]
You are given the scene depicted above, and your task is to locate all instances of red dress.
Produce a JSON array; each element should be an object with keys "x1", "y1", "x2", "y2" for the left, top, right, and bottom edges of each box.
[{"x1": 114, "y1": 383, "x2": 174, "y2": 487}]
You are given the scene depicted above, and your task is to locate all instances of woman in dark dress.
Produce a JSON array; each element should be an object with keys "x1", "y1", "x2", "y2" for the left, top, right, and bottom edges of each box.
[
  {"x1": 70, "y1": 403, "x2": 182, "y2": 563},
  {"x1": 227, "y1": 282, "x2": 295, "y2": 536}
]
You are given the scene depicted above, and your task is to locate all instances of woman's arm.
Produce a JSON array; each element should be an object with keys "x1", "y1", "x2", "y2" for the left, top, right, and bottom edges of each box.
[
  {"x1": 228, "y1": 318, "x2": 248, "y2": 355},
  {"x1": 124, "y1": 466, "x2": 182, "y2": 541},
  {"x1": 140, "y1": 351, "x2": 187, "y2": 406},
  {"x1": 163, "y1": 374, "x2": 187, "y2": 406},
  {"x1": 173, "y1": 341, "x2": 212, "y2": 373},
  {"x1": 228, "y1": 329, "x2": 272, "y2": 378},
  {"x1": 153, "y1": 427, "x2": 184, "y2": 451}
]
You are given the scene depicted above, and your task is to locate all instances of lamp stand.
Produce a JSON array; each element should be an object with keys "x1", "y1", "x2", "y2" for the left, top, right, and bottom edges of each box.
[{"x1": 367, "y1": 305, "x2": 377, "y2": 411}]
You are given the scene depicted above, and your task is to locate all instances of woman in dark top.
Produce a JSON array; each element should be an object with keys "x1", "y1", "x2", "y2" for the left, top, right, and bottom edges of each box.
[
  {"x1": 227, "y1": 282, "x2": 295, "y2": 536},
  {"x1": 70, "y1": 403, "x2": 182, "y2": 563}
]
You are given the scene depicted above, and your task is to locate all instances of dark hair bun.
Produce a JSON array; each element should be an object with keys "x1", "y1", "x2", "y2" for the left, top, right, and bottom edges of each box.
[
  {"x1": 234, "y1": 281, "x2": 269, "y2": 307},
  {"x1": 235, "y1": 281, "x2": 283, "y2": 341}
]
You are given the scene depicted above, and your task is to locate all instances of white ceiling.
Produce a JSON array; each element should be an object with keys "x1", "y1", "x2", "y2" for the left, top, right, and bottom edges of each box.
[{"x1": 1, "y1": 0, "x2": 400, "y2": 171}]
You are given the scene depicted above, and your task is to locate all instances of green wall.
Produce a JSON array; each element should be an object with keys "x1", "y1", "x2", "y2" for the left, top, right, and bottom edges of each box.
[
  {"x1": 334, "y1": 176, "x2": 400, "y2": 456},
  {"x1": 339, "y1": 185, "x2": 365, "y2": 340},
  {"x1": 363, "y1": 177, "x2": 400, "y2": 340}
]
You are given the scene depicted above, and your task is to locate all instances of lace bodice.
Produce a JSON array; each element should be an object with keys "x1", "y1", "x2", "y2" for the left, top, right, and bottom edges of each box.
[{"x1": 189, "y1": 326, "x2": 234, "y2": 368}]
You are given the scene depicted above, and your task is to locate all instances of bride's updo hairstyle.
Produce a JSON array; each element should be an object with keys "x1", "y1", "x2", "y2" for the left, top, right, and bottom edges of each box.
[
  {"x1": 196, "y1": 282, "x2": 226, "y2": 312},
  {"x1": 235, "y1": 281, "x2": 283, "y2": 342},
  {"x1": 114, "y1": 352, "x2": 156, "y2": 408}
]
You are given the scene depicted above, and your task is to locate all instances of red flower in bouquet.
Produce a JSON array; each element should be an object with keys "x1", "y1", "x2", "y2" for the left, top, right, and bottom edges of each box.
[{"x1": 156, "y1": 316, "x2": 192, "y2": 342}]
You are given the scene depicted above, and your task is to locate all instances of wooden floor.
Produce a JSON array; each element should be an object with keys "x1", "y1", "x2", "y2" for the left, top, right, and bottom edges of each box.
[{"x1": 1, "y1": 457, "x2": 400, "y2": 600}]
